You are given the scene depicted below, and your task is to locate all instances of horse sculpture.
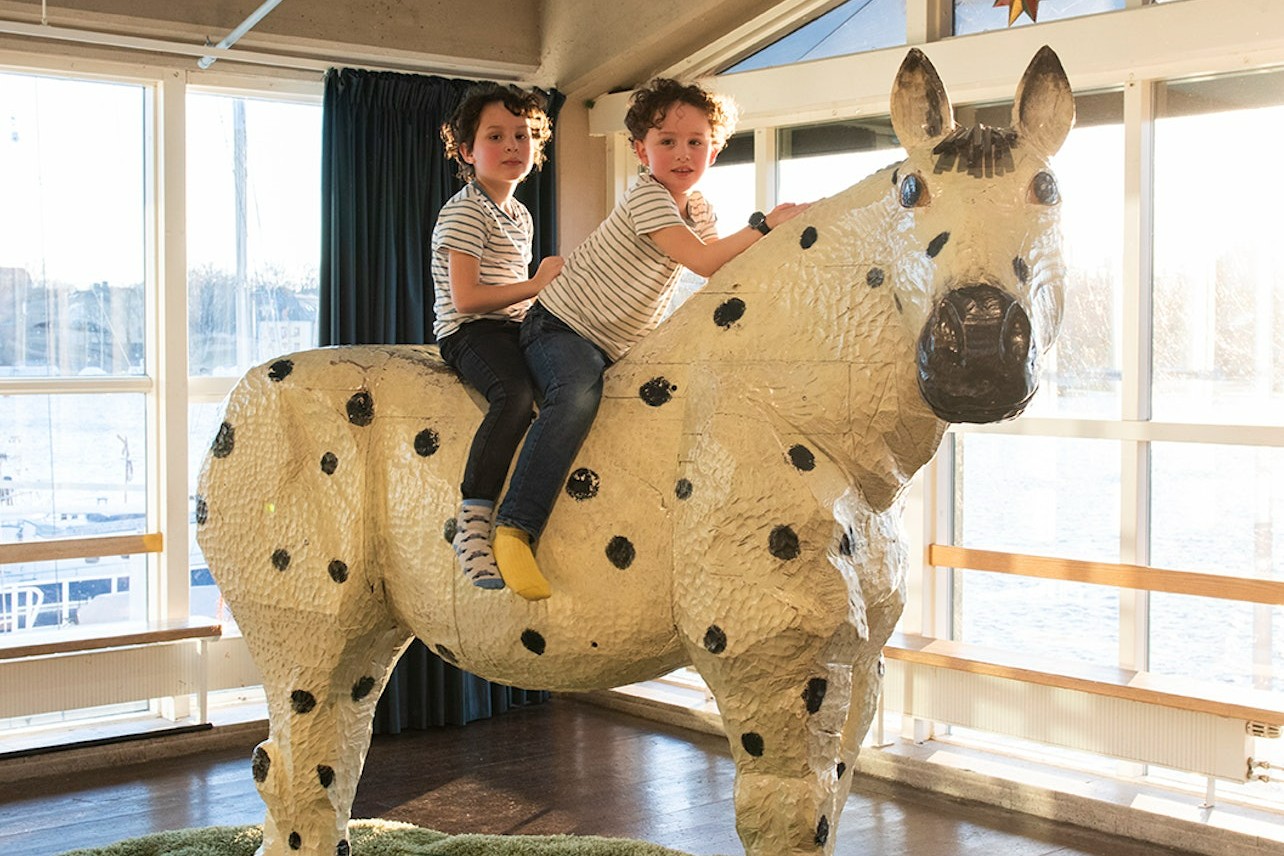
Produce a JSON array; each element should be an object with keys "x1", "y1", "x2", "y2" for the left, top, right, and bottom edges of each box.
[{"x1": 197, "y1": 46, "x2": 1074, "y2": 856}]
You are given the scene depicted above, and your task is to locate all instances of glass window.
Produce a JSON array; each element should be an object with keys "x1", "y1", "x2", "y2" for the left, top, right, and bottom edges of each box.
[
  {"x1": 777, "y1": 117, "x2": 902, "y2": 204},
  {"x1": 723, "y1": 0, "x2": 906, "y2": 74},
  {"x1": 954, "y1": 0, "x2": 1126, "y2": 36},
  {"x1": 955, "y1": 434, "x2": 1121, "y2": 667},
  {"x1": 0, "y1": 73, "x2": 147, "y2": 377},
  {"x1": 1151, "y1": 69, "x2": 1284, "y2": 425},
  {"x1": 186, "y1": 92, "x2": 322, "y2": 378}
]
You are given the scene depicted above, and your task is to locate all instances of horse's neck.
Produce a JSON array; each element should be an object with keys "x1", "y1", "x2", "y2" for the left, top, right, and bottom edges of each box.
[{"x1": 617, "y1": 163, "x2": 945, "y2": 508}]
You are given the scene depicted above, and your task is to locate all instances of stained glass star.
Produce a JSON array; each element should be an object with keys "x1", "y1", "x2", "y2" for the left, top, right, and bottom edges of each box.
[{"x1": 994, "y1": 0, "x2": 1040, "y2": 26}]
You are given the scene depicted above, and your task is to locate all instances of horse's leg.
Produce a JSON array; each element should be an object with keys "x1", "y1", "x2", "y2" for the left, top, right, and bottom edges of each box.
[
  {"x1": 686, "y1": 628, "x2": 855, "y2": 856},
  {"x1": 245, "y1": 615, "x2": 411, "y2": 856}
]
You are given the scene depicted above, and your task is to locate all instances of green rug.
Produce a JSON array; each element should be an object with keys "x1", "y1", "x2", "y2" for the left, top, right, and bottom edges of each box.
[{"x1": 58, "y1": 818, "x2": 703, "y2": 856}]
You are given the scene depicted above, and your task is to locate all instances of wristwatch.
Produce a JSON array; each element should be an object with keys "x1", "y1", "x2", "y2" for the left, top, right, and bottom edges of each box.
[{"x1": 749, "y1": 211, "x2": 771, "y2": 235}]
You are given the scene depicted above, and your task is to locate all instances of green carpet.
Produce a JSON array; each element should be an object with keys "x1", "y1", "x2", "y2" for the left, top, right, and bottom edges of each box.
[{"x1": 58, "y1": 819, "x2": 703, "y2": 856}]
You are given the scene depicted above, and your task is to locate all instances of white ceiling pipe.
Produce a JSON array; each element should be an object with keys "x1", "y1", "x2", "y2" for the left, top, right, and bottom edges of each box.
[{"x1": 197, "y1": 0, "x2": 286, "y2": 69}]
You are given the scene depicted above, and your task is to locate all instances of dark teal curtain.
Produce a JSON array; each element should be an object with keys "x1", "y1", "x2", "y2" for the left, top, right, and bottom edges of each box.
[{"x1": 320, "y1": 68, "x2": 561, "y2": 731}]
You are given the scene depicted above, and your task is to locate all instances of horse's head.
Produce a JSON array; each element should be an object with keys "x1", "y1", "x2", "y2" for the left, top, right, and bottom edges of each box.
[{"x1": 887, "y1": 46, "x2": 1074, "y2": 423}]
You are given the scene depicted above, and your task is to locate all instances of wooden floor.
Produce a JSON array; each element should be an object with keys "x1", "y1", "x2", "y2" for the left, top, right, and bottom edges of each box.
[{"x1": 0, "y1": 699, "x2": 1196, "y2": 856}]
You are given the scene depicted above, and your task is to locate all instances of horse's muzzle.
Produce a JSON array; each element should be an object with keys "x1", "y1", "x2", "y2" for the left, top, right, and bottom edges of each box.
[{"x1": 916, "y1": 284, "x2": 1037, "y2": 423}]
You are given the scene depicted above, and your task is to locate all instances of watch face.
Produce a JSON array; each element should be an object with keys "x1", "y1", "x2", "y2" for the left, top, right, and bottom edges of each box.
[{"x1": 750, "y1": 212, "x2": 765, "y2": 226}]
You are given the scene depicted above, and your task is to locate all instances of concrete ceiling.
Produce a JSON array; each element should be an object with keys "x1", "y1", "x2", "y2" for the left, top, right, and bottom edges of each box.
[{"x1": 0, "y1": 0, "x2": 818, "y2": 97}]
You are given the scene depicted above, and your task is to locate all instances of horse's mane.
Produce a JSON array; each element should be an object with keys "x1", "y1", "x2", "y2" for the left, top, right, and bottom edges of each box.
[{"x1": 932, "y1": 123, "x2": 1019, "y2": 178}]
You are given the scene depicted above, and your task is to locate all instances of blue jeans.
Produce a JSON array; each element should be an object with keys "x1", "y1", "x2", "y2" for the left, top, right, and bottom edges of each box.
[
  {"x1": 496, "y1": 303, "x2": 609, "y2": 539},
  {"x1": 438, "y1": 319, "x2": 536, "y2": 503}
]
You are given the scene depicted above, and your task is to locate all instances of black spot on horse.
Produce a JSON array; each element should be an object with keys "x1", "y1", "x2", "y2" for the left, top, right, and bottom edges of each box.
[
  {"x1": 605, "y1": 536, "x2": 635, "y2": 570},
  {"x1": 836, "y1": 761, "x2": 847, "y2": 779},
  {"x1": 435, "y1": 644, "x2": 458, "y2": 664},
  {"x1": 443, "y1": 516, "x2": 458, "y2": 544},
  {"x1": 815, "y1": 815, "x2": 830, "y2": 845},
  {"x1": 877, "y1": 657, "x2": 886, "y2": 677},
  {"x1": 195, "y1": 496, "x2": 208, "y2": 525},
  {"x1": 290, "y1": 690, "x2": 316, "y2": 714},
  {"x1": 346, "y1": 391, "x2": 374, "y2": 426},
  {"x1": 675, "y1": 478, "x2": 693, "y2": 500},
  {"x1": 351, "y1": 676, "x2": 376, "y2": 701},
  {"x1": 414, "y1": 428, "x2": 440, "y2": 457},
  {"x1": 521, "y1": 629, "x2": 546, "y2": 655},
  {"x1": 252, "y1": 746, "x2": 270, "y2": 782},
  {"x1": 268, "y1": 359, "x2": 294, "y2": 382},
  {"x1": 803, "y1": 677, "x2": 828, "y2": 714},
  {"x1": 317, "y1": 765, "x2": 335, "y2": 788},
  {"x1": 320, "y1": 451, "x2": 338, "y2": 475},
  {"x1": 336, "y1": 841, "x2": 350, "y2": 856},
  {"x1": 769, "y1": 525, "x2": 800, "y2": 560},
  {"x1": 713, "y1": 297, "x2": 746, "y2": 328},
  {"x1": 1013, "y1": 256, "x2": 1030, "y2": 283},
  {"x1": 327, "y1": 559, "x2": 348, "y2": 583},
  {"x1": 891, "y1": 168, "x2": 899, "y2": 185},
  {"x1": 639, "y1": 377, "x2": 676, "y2": 407},
  {"x1": 867, "y1": 267, "x2": 885, "y2": 287},
  {"x1": 741, "y1": 732, "x2": 765, "y2": 757},
  {"x1": 800, "y1": 226, "x2": 818, "y2": 249},
  {"x1": 894, "y1": 293, "x2": 904, "y2": 313},
  {"x1": 703, "y1": 625, "x2": 727, "y2": 654},
  {"x1": 787, "y1": 444, "x2": 815, "y2": 471},
  {"x1": 566, "y1": 467, "x2": 600, "y2": 500},
  {"x1": 288, "y1": 832, "x2": 301, "y2": 851},
  {"x1": 211, "y1": 422, "x2": 235, "y2": 458},
  {"x1": 926, "y1": 231, "x2": 950, "y2": 258},
  {"x1": 271, "y1": 549, "x2": 291, "y2": 571},
  {"x1": 839, "y1": 532, "x2": 853, "y2": 557}
]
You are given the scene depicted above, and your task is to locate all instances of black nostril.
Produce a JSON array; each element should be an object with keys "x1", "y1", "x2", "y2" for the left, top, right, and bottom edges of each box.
[
  {"x1": 932, "y1": 301, "x2": 965, "y2": 360},
  {"x1": 1000, "y1": 302, "x2": 1032, "y2": 365}
]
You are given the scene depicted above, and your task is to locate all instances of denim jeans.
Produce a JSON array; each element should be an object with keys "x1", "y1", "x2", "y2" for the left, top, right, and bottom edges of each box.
[
  {"x1": 495, "y1": 302, "x2": 610, "y2": 538},
  {"x1": 438, "y1": 319, "x2": 536, "y2": 503}
]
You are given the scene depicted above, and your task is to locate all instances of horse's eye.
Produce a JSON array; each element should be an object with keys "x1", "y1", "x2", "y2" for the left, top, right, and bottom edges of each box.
[
  {"x1": 1029, "y1": 171, "x2": 1060, "y2": 205},
  {"x1": 899, "y1": 173, "x2": 928, "y2": 208}
]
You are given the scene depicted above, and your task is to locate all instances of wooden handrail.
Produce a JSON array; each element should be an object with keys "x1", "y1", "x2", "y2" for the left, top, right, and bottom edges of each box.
[
  {"x1": 0, "y1": 533, "x2": 164, "y2": 566},
  {"x1": 0, "y1": 617, "x2": 221, "y2": 660},
  {"x1": 929, "y1": 544, "x2": 1284, "y2": 606}
]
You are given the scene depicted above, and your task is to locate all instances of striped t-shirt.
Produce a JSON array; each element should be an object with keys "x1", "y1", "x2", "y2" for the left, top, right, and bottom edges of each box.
[
  {"x1": 538, "y1": 173, "x2": 717, "y2": 361},
  {"x1": 431, "y1": 181, "x2": 535, "y2": 341}
]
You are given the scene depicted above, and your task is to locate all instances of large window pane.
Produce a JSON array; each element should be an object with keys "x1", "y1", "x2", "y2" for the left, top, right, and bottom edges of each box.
[
  {"x1": 723, "y1": 0, "x2": 906, "y2": 74},
  {"x1": 954, "y1": 0, "x2": 1125, "y2": 36},
  {"x1": 187, "y1": 93, "x2": 321, "y2": 377},
  {"x1": 1152, "y1": 69, "x2": 1284, "y2": 424},
  {"x1": 777, "y1": 117, "x2": 902, "y2": 204},
  {"x1": 0, "y1": 73, "x2": 147, "y2": 377},
  {"x1": 1150, "y1": 443, "x2": 1284, "y2": 689},
  {"x1": 1, "y1": 393, "x2": 148, "y2": 633},
  {"x1": 955, "y1": 434, "x2": 1121, "y2": 666}
]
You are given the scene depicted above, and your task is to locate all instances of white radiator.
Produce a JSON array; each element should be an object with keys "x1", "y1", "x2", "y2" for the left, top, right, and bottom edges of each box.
[{"x1": 882, "y1": 659, "x2": 1254, "y2": 781}]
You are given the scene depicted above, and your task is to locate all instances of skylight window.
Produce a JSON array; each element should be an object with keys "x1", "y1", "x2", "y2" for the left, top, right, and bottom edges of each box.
[{"x1": 721, "y1": 0, "x2": 906, "y2": 75}]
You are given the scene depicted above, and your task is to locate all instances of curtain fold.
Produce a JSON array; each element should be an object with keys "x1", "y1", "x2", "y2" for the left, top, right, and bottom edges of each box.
[{"x1": 320, "y1": 68, "x2": 561, "y2": 732}]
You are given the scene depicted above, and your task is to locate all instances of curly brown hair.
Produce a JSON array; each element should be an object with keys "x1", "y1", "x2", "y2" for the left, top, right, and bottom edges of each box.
[
  {"x1": 623, "y1": 78, "x2": 738, "y2": 150},
  {"x1": 441, "y1": 84, "x2": 553, "y2": 181}
]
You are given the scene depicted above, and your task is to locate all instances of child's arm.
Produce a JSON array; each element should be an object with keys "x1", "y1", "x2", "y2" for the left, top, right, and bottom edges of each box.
[
  {"x1": 648, "y1": 202, "x2": 809, "y2": 278},
  {"x1": 448, "y1": 252, "x2": 564, "y2": 314}
]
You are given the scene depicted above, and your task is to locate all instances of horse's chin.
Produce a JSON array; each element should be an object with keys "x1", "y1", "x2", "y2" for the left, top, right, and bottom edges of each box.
[{"x1": 918, "y1": 382, "x2": 1037, "y2": 424}]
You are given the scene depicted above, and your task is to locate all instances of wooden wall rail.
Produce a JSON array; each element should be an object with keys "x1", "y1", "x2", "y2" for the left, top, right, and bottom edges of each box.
[
  {"x1": 929, "y1": 544, "x2": 1284, "y2": 607},
  {"x1": 0, "y1": 533, "x2": 163, "y2": 566}
]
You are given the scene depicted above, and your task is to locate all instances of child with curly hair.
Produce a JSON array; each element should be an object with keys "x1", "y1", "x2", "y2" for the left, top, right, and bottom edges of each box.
[
  {"x1": 492, "y1": 78, "x2": 808, "y2": 599},
  {"x1": 433, "y1": 83, "x2": 563, "y2": 590}
]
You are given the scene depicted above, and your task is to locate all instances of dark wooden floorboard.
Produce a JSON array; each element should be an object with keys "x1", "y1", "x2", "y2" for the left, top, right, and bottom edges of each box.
[{"x1": 0, "y1": 699, "x2": 1197, "y2": 856}]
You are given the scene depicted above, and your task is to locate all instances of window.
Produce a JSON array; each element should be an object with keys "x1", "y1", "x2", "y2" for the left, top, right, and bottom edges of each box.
[
  {"x1": 953, "y1": 0, "x2": 1127, "y2": 36},
  {"x1": 0, "y1": 72, "x2": 151, "y2": 633},
  {"x1": 723, "y1": 0, "x2": 906, "y2": 74}
]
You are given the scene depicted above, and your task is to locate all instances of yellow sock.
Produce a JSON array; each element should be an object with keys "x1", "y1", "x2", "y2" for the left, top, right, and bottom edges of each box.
[{"x1": 493, "y1": 526, "x2": 551, "y2": 601}]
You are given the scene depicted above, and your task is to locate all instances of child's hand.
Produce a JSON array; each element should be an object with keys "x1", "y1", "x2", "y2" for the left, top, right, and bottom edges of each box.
[
  {"x1": 765, "y1": 202, "x2": 810, "y2": 231},
  {"x1": 533, "y1": 256, "x2": 565, "y2": 289}
]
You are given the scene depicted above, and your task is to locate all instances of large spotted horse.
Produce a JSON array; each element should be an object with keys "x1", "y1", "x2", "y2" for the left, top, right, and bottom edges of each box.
[{"x1": 197, "y1": 47, "x2": 1074, "y2": 856}]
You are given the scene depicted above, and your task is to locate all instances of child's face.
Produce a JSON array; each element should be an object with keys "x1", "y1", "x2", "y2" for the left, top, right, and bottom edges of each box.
[
  {"x1": 633, "y1": 102, "x2": 719, "y2": 200},
  {"x1": 462, "y1": 102, "x2": 538, "y2": 188}
]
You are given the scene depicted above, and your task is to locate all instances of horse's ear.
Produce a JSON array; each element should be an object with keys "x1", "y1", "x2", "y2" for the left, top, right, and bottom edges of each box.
[
  {"x1": 890, "y1": 48, "x2": 954, "y2": 148},
  {"x1": 1012, "y1": 45, "x2": 1075, "y2": 157}
]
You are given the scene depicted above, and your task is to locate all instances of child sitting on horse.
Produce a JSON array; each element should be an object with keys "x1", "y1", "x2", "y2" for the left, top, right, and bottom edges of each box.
[
  {"x1": 492, "y1": 78, "x2": 809, "y2": 600},
  {"x1": 433, "y1": 83, "x2": 564, "y2": 589}
]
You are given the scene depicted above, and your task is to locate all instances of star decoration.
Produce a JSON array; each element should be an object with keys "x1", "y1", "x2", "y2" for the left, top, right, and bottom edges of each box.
[{"x1": 994, "y1": 0, "x2": 1040, "y2": 26}]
